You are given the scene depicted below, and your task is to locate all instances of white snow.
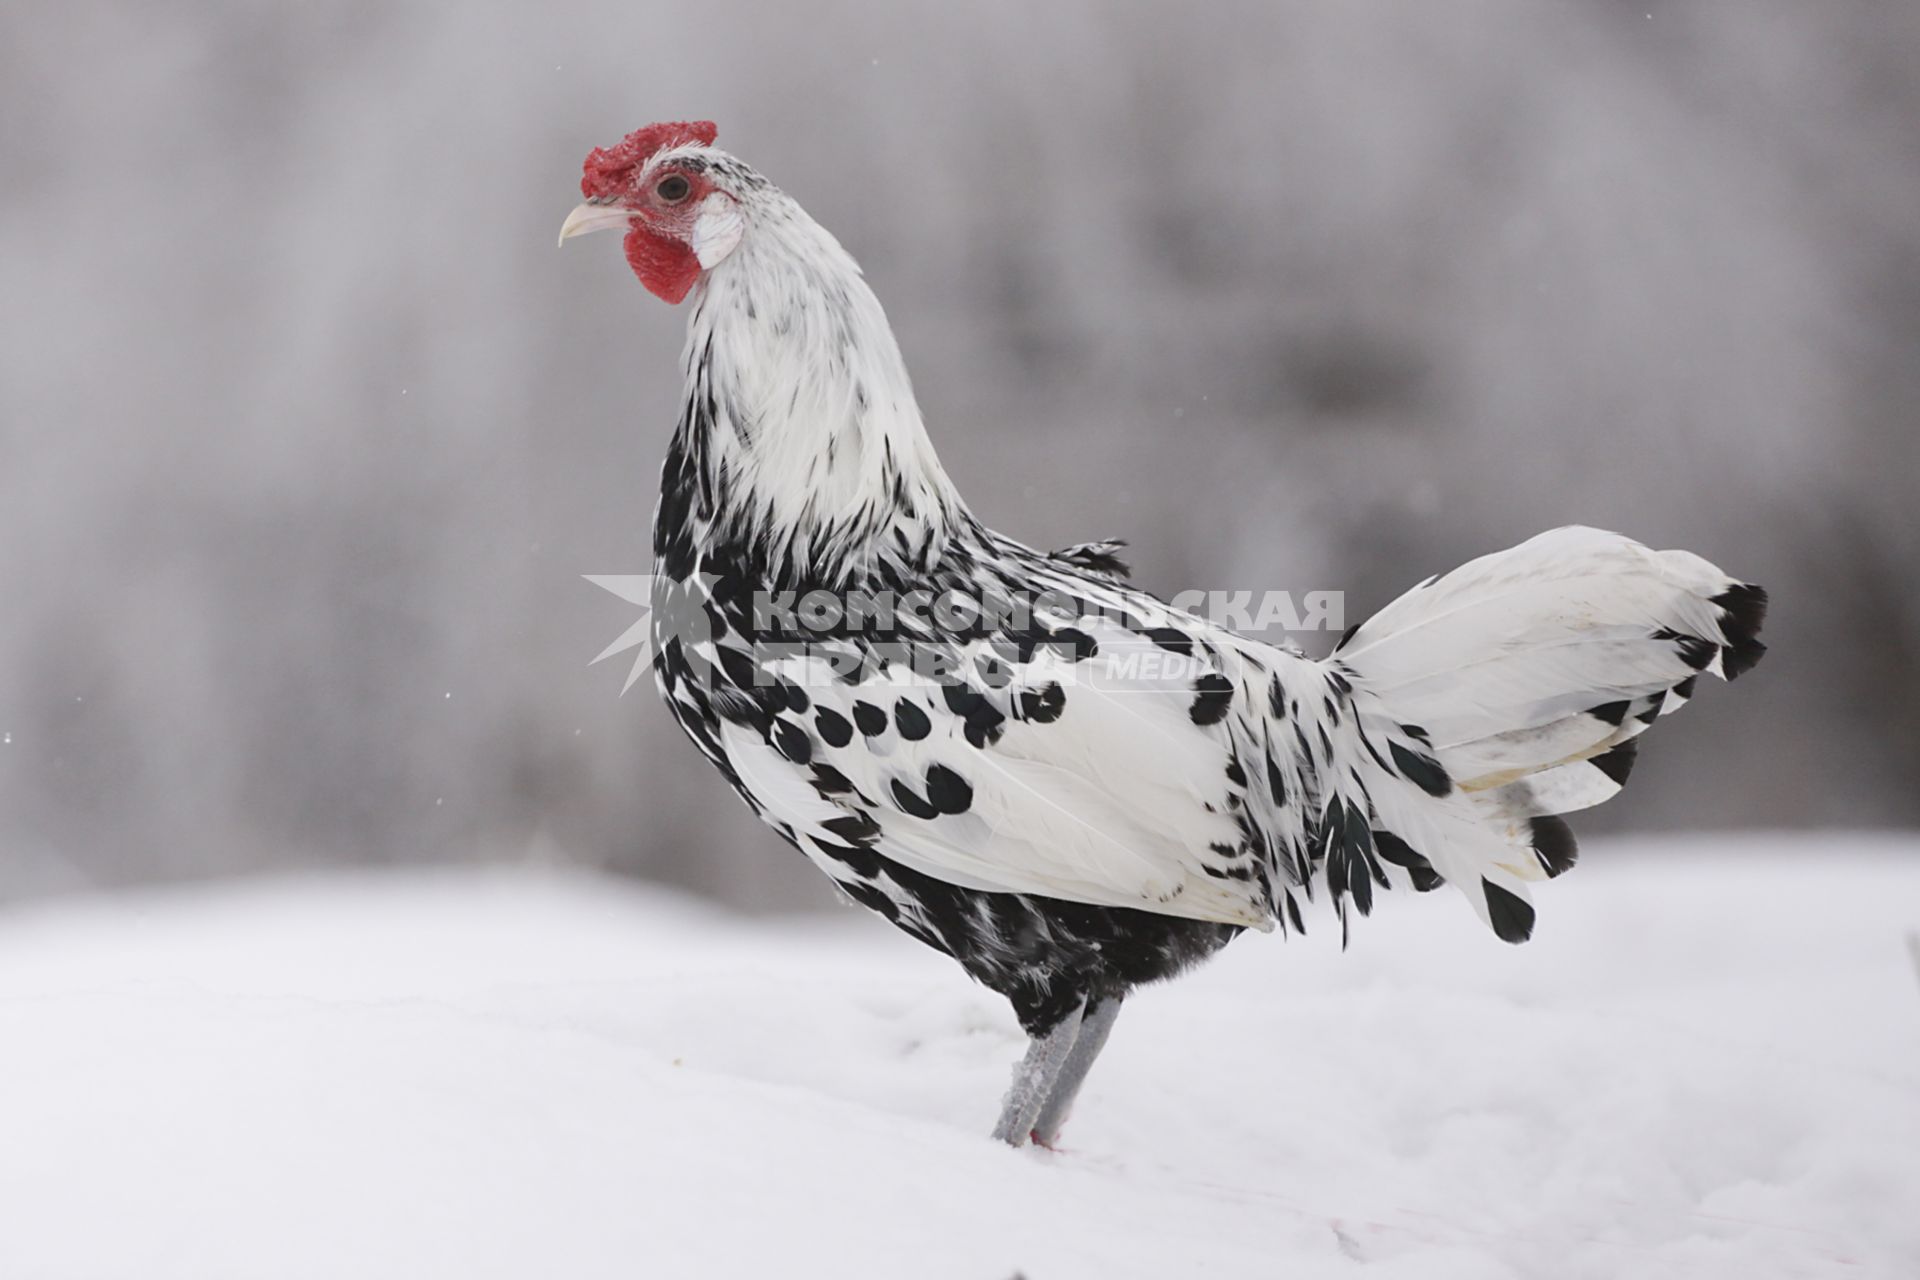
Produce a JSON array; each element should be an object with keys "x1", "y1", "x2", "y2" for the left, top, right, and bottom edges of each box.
[{"x1": 1, "y1": 836, "x2": 1916, "y2": 1280}]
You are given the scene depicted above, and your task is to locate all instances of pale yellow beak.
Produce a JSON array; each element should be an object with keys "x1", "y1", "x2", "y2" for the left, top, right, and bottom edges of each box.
[{"x1": 557, "y1": 202, "x2": 635, "y2": 247}]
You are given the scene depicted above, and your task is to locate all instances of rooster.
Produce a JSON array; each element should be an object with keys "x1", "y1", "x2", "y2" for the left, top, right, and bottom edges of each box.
[{"x1": 559, "y1": 121, "x2": 1767, "y2": 1148}]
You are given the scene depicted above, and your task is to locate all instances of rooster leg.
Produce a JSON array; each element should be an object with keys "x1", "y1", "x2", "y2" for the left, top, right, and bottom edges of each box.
[
  {"x1": 1030, "y1": 991, "x2": 1123, "y2": 1148},
  {"x1": 990, "y1": 1000, "x2": 1085, "y2": 1147}
]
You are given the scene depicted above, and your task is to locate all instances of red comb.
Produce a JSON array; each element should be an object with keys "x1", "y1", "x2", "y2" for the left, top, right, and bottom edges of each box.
[{"x1": 581, "y1": 121, "x2": 719, "y2": 199}]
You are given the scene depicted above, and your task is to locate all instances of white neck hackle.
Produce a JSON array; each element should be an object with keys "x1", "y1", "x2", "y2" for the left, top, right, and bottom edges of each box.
[{"x1": 672, "y1": 172, "x2": 964, "y2": 583}]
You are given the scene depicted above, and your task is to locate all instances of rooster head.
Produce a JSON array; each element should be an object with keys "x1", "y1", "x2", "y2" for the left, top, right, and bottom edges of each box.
[{"x1": 558, "y1": 120, "x2": 745, "y2": 304}]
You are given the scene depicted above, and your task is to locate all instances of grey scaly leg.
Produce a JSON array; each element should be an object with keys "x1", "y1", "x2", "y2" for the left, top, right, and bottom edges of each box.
[
  {"x1": 990, "y1": 1000, "x2": 1085, "y2": 1147},
  {"x1": 1030, "y1": 992, "x2": 1123, "y2": 1148}
]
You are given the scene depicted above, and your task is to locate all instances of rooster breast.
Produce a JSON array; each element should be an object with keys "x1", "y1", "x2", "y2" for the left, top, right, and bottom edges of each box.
[{"x1": 647, "y1": 528, "x2": 1320, "y2": 1029}]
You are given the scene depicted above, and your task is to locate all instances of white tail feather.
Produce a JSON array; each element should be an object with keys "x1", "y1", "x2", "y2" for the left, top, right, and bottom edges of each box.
[{"x1": 1331, "y1": 526, "x2": 1766, "y2": 941}]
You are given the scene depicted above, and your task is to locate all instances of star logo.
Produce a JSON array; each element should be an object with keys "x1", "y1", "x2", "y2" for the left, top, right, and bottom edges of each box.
[{"x1": 584, "y1": 572, "x2": 720, "y2": 694}]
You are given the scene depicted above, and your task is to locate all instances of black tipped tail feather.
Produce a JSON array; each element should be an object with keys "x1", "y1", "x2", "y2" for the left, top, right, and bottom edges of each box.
[
  {"x1": 1712, "y1": 583, "x2": 1769, "y2": 679},
  {"x1": 1323, "y1": 527, "x2": 1767, "y2": 944}
]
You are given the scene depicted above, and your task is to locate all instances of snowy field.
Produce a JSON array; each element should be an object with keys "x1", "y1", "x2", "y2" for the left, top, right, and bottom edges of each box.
[{"x1": 1, "y1": 837, "x2": 1916, "y2": 1280}]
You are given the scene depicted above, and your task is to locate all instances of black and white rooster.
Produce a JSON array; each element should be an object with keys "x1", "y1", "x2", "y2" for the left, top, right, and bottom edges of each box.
[{"x1": 560, "y1": 121, "x2": 1767, "y2": 1148}]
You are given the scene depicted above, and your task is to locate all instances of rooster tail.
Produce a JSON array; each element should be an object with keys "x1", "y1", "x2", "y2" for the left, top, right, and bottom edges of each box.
[{"x1": 1325, "y1": 526, "x2": 1766, "y2": 942}]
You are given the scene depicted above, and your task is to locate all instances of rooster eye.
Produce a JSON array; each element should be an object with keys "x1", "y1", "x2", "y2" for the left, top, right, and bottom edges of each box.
[{"x1": 655, "y1": 174, "x2": 691, "y2": 203}]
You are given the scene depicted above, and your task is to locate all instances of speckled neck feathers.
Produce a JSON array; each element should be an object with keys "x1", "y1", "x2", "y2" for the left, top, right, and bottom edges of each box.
[{"x1": 657, "y1": 170, "x2": 963, "y2": 587}]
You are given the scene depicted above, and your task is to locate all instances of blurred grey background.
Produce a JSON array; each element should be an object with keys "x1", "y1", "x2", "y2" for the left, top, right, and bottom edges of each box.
[{"x1": 4, "y1": 0, "x2": 1915, "y2": 909}]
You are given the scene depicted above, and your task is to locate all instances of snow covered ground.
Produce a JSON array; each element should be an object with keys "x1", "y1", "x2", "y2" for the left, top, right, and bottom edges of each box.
[{"x1": 1, "y1": 836, "x2": 1916, "y2": 1280}]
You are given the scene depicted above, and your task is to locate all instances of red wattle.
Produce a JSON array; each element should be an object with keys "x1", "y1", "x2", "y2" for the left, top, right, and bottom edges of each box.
[{"x1": 625, "y1": 224, "x2": 701, "y2": 304}]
